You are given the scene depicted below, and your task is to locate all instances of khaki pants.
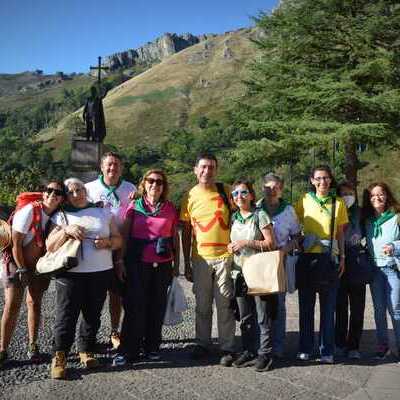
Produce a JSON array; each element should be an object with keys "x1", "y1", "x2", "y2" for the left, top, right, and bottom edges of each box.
[{"x1": 192, "y1": 256, "x2": 235, "y2": 352}]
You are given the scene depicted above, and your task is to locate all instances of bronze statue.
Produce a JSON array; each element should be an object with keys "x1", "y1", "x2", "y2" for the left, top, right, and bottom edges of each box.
[{"x1": 82, "y1": 86, "x2": 107, "y2": 142}]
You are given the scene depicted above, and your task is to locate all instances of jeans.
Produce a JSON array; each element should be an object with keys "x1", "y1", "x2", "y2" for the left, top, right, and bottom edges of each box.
[
  {"x1": 272, "y1": 292, "x2": 286, "y2": 355},
  {"x1": 298, "y1": 283, "x2": 338, "y2": 357},
  {"x1": 370, "y1": 266, "x2": 400, "y2": 351},
  {"x1": 236, "y1": 295, "x2": 258, "y2": 354},
  {"x1": 335, "y1": 279, "x2": 366, "y2": 350},
  {"x1": 120, "y1": 261, "x2": 172, "y2": 358},
  {"x1": 53, "y1": 270, "x2": 112, "y2": 353},
  {"x1": 255, "y1": 294, "x2": 278, "y2": 357}
]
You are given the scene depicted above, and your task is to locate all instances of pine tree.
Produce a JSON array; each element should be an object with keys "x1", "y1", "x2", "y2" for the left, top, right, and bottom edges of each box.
[{"x1": 232, "y1": 0, "x2": 400, "y2": 188}]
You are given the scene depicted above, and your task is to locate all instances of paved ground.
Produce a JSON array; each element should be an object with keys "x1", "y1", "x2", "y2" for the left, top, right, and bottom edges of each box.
[{"x1": 1, "y1": 277, "x2": 400, "y2": 400}]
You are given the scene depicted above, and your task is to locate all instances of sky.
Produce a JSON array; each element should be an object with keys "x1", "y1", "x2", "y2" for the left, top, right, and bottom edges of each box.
[{"x1": 1, "y1": 0, "x2": 278, "y2": 74}]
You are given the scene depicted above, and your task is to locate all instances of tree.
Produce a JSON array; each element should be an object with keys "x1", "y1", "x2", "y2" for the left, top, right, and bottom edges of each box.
[{"x1": 232, "y1": 0, "x2": 400, "y2": 188}]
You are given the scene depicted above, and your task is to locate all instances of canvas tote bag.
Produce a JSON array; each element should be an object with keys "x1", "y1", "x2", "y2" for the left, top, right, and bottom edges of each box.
[{"x1": 242, "y1": 249, "x2": 286, "y2": 295}]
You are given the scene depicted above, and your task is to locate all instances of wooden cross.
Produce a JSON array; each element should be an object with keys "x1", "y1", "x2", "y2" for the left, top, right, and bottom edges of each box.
[{"x1": 90, "y1": 56, "x2": 109, "y2": 86}]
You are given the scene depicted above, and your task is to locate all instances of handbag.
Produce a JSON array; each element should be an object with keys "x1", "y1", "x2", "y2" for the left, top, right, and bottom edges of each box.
[
  {"x1": 242, "y1": 249, "x2": 286, "y2": 295},
  {"x1": 296, "y1": 196, "x2": 339, "y2": 289},
  {"x1": 36, "y1": 237, "x2": 80, "y2": 275}
]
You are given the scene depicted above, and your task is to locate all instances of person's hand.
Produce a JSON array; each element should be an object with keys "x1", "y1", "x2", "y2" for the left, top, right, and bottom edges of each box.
[
  {"x1": 338, "y1": 257, "x2": 345, "y2": 278},
  {"x1": 350, "y1": 233, "x2": 362, "y2": 246},
  {"x1": 227, "y1": 242, "x2": 234, "y2": 254},
  {"x1": 184, "y1": 264, "x2": 193, "y2": 282},
  {"x1": 114, "y1": 261, "x2": 126, "y2": 282},
  {"x1": 64, "y1": 225, "x2": 85, "y2": 241},
  {"x1": 128, "y1": 191, "x2": 136, "y2": 201},
  {"x1": 382, "y1": 243, "x2": 394, "y2": 256},
  {"x1": 229, "y1": 240, "x2": 248, "y2": 253},
  {"x1": 94, "y1": 236, "x2": 111, "y2": 249}
]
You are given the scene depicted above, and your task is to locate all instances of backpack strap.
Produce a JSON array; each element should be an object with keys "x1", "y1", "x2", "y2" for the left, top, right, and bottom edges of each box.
[
  {"x1": 31, "y1": 201, "x2": 44, "y2": 248},
  {"x1": 329, "y1": 196, "x2": 337, "y2": 257}
]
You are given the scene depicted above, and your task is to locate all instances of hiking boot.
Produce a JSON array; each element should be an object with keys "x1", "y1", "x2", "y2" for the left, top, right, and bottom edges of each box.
[
  {"x1": 220, "y1": 352, "x2": 235, "y2": 367},
  {"x1": 374, "y1": 346, "x2": 390, "y2": 360},
  {"x1": 112, "y1": 353, "x2": 127, "y2": 367},
  {"x1": 79, "y1": 352, "x2": 99, "y2": 369},
  {"x1": 347, "y1": 350, "x2": 361, "y2": 360},
  {"x1": 232, "y1": 351, "x2": 256, "y2": 368},
  {"x1": 110, "y1": 331, "x2": 121, "y2": 350},
  {"x1": 51, "y1": 351, "x2": 66, "y2": 379},
  {"x1": 320, "y1": 355, "x2": 334, "y2": 364},
  {"x1": 146, "y1": 352, "x2": 161, "y2": 361},
  {"x1": 0, "y1": 350, "x2": 8, "y2": 368},
  {"x1": 27, "y1": 343, "x2": 43, "y2": 363},
  {"x1": 190, "y1": 345, "x2": 210, "y2": 360},
  {"x1": 255, "y1": 355, "x2": 273, "y2": 372}
]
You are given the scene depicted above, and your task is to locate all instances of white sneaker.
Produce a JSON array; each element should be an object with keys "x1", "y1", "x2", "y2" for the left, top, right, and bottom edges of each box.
[
  {"x1": 320, "y1": 355, "x2": 334, "y2": 364},
  {"x1": 348, "y1": 350, "x2": 361, "y2": 360},
  {"x1": 296, "y1": 352, "x2": 310, "y2": 361}
]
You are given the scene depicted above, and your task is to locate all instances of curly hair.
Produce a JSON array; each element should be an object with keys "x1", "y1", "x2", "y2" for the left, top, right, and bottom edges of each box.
[{"x1": 137, "y1": 169, "x2": 169, "y2": 203}]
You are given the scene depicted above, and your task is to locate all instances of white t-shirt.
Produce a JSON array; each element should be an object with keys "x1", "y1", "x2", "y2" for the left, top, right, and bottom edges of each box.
[
  {"x1": 12, "y1": 203, "x2": 50, "y2": 247},
  {"x1": 52, "y1": 207, "x2": 113, "y2": 273},
  {"x1": 271, "y1": 205, "x2": 301, "y2": 248},
  {"x1": 85, "y1": 179, "x2": 136, "y2": 228}
]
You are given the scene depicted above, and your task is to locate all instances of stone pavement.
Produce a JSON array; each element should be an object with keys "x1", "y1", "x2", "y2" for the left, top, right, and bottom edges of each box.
[{"x1": 1, "y1": 278, "x2": 399, "y2": 400}]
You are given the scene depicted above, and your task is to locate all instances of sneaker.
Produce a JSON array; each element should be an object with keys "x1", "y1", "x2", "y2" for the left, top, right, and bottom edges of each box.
[
  {"x1": 296, "y1": 352, "x2": 310, "y2": 361},
  {"x1": 320, "y1": 355, "x2": 334, "y2": 364},
  {"x1": 232, "y1": 351, "x2": 256, "y2": 368},
  {"x1": 0, "y1": 350, "x2": 8, "y2": 367},
  {"x1": 146, "y1": 352, "x2": 161, "y2": 361},
  {"x1": 255, "y1": 355, "x2": 273, "y2": 372},
  {"x1": 79, "y1": 352, "x2": 100, "y2": 369},
  {"x1": 110, "y1": 331, "x2": 121, "y2": 350},
  {"x1": 347, "y1": 350, "x2": 361, "y2": 360},
  {"x1": 51, "y1": 351, "x2": 66, "y2": 379},
  {"x1": 220, "y1": 352, "x2": 235, "y2": 367},
  {"x1": 112, "y1": 353, "x2": 127, "y2": 367},
  {"x1": 27, "y1": 343, "x2": 43, "y2": 363},
  {"x1": 190, "y1": 345, "x2": 210, "y2": 360},
  {"x1": 335, "y1": 347, "x2": 347, "y2": 357},
  {"x1": 374, "y1": 346, "x2": 390, "y2": 360}
]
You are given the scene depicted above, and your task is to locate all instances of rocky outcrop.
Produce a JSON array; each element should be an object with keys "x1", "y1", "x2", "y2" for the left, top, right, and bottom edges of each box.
[{"x1": 102, "y1": 33, "x2": 215, "y2": 70}]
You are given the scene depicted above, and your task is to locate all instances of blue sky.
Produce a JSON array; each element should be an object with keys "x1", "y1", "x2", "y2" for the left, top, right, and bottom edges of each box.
[{"x1": 1, "y1": 0, "x2": 278, "y2": 74}]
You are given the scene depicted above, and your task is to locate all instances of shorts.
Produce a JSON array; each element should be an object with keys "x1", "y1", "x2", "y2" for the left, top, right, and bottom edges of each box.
[{"x1": 1, "y1": 261, "x2": 50, "y2": 291}]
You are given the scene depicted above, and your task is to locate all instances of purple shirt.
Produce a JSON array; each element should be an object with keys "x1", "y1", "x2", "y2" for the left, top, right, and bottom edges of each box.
[{"x1": 125, "y1": 199, "x2": 178, "y2": 263}]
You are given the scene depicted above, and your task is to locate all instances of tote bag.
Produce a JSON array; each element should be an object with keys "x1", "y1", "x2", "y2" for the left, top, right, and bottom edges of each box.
[{"x1": 242, "y1": 249, "x2": 286, "y2": 295}]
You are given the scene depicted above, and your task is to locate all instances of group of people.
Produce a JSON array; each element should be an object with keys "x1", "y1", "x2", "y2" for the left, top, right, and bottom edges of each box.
[{"x1": 0, "y1": 151, "x2": 400, "y2": 379}]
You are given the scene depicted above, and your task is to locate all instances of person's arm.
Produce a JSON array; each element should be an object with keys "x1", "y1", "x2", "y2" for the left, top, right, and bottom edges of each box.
[
  {"x1": 337, "y1": 224, "x2": 346, "y2": 277},
  {"x1": 94, "y1": 218, "x2": 122, "y2": 250},
  {"x1": 46, "y1": 223, "x2": 85, "y2": 253},
  {"x1": 173, "y1": 227, "x2": 180, "y2": 276},
  {"x1": 11, "y1": 231, "x2": 28, "y2": 270},
  {"x1": 229, "y1": 224, "x2": 277, "y2": 252},
  {"x1": 181, "y1": 221, "x2": 192, "y2": 282}
]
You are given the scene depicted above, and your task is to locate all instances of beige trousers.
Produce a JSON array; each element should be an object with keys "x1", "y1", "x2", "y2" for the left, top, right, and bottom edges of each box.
[{"x1": 192, "y1": 256, "x2": 236, "y2": 352}]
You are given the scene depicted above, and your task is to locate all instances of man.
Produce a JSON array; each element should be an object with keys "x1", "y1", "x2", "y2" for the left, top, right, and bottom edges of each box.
[
  {"x1": 180, "y1": 153, "x2": 236, "y2": 366},
  {"x1": 85, "y1": 152, "x2": 136, "y2": 349}
]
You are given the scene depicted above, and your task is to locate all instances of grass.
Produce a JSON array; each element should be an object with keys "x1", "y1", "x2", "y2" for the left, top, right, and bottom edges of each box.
[{"x1": 113, "y1": 87, "x2": 179, "y2": 107}]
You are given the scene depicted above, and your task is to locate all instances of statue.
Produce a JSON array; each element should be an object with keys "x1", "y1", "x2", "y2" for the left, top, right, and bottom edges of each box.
[{"x1": 82, "y1": 86, "x2": 107, "y2": 142}]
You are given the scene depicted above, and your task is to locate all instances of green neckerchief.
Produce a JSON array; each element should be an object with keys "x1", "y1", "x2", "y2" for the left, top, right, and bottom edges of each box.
[
  {"x1": 370, "y1": 210, "x2": 395, "y2": 238},
  {"x1": 232, "y1": 209, "x2": 255, "y2": 224},
  {"x1": 134, "y1": 197, "x2": 162, "y2": 217},
  {"x1": 308, "y1": 191, "x2": 335, "y2": 216},
  {"x1": 99, "y1": 174, "x2": 121, "y2": 203},
  {"x1": 63, "y1": 202, "x2": 97, "y2": 213},
  {"x1": 260, "y1": 198, "x2": 289, "y2": 217}
]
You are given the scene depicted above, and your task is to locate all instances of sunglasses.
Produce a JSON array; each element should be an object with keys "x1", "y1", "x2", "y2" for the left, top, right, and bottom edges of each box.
[
  {"x1": 232, "y1": 189, "x2": 250, "y2": 198},
  {"x1": 44, "y1": 187, "x2": 64, "y2": 197},
  {"x1": 145, "y1": 178, "x2": 164, "y2": 186}
]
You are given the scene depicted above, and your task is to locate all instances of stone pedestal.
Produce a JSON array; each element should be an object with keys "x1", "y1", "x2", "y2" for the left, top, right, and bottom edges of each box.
[{"x1": 70, "y1": 139, "x2": 104, "y2": 183}]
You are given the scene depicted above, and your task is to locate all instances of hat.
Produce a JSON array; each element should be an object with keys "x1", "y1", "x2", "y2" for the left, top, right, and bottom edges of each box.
[{"x1": 0, "y1": 219, "x2": 11, "y2": 252}]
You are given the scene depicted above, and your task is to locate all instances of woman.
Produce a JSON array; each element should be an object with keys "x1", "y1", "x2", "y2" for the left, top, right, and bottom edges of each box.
[
  {"x1": 0, "y1": 181, "x2": 65, "y2": 367},
  {"x1": 335, "y1": 182, "x2": 366, "y2": 359},
  {"x1": 295, "y1": 165, "x2": 348, "y2": 364},
  {"x1": 257, "y1": 173, "x2": 301, "y2": 359},
  {"x1": 46, "y1": 178, "x2": 122, "y2": 379},
  {"x1": 113, "y1": 169, "x2": 179, "y2": 366},
  {"x1": 227, "y1": 179, "x2": 277, "y2": 372},
  {"x1": 362, "y1": 182, "x2": 400, "y2": 359}
]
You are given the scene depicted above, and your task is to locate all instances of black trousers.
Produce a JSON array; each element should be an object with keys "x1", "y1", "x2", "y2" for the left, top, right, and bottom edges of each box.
[
  {"x1": 120, "y1": 261, "x2": 172, "y2": 358},
  {"x1": 53, "y1": 269, "x2": 112, "y2": 353},
  {"x1": 335, "y1": 279, "x2": 366, "y2": 350}
]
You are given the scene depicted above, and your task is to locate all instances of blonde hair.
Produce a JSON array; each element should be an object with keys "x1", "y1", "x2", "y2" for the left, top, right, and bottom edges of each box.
[{"x1": 138, "y1": 169, "x2": 169, "y2": 203}]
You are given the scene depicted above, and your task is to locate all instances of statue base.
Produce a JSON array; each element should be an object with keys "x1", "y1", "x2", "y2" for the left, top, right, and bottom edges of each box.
[{"x1": 70, "y1": 139, "x2": 104, "y2": 183}]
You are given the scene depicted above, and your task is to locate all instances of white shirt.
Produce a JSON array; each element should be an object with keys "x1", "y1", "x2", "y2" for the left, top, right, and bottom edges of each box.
[
  {"x1": 12, "y1": 203, "x2": 49, "y2": 247},
  {"x1": 52, "y1": 207, "x2": 113, "y2": 273},
  {"x1": 85, "y1": 179, "x2": 136, "y2": 228},
  {"x1": 271, "y1": 205, "x2": 301, "y2": 248}
]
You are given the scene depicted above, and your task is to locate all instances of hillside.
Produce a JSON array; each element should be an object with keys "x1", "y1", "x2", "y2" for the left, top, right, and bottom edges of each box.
[{"x1": 39, "y1": 28, "x2": 260, "y2": 154}]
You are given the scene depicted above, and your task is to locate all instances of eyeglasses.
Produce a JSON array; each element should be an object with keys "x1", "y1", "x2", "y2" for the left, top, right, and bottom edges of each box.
[
  {"x1": 232, "y1": 189, "x2": 250, "y2": 198},
  {"x1": 67, "y1": 187, "x2": 84, "y2": 195},
  {"x1": 313, "y1": 176, "x2": 331, "y2": 182},
  {"x1": 145, "y1": 178, "x2": 164, "y2": 186},
  {"x1": 45, "y1": 187, "x2": 64, "y2": 197}
]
